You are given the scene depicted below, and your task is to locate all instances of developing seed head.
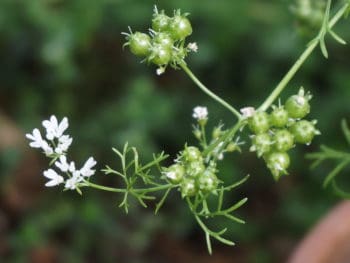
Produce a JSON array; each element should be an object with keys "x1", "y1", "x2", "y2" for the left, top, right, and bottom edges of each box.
[
  {"x1": 273, "y1": 129, "x2": 295, "y2": 152},
  {"x1": 289, "y1": 119, "x2": 320, "y2": 144},
  {"x1": 181, "y1": 178, "x2": 198, "y2": 197},
  {"x1": 291, "y1": 0, "x2": 325, "y2": 33},
  {"x1": 182, "y1": 146, "x2": 203, "y2": 162},
  {"x1": 270, "y1": 106, "x2": 289, "y2": 128},
  {"x1": 265, "y1": 151, "x2": 290, "y2": 181},
  {"x1": 285, "y1": 87, "x2": 312, "y2": 119},
  {"x1": 124, "y1": 31, "x2": 152, "y2": 57},
  {"x1": 197, "y1": 170, "x2": 219, "y2": 193},
  {"x1": 248, "y1": 111, "x2": 270, "y2": 134},
  {"x1": 152, "y1": 10, "x2": 171, "y2": 32},
  {"x1": 186, "y1": 160, "x2": 205, "y2": 178},
  {"x1": 168, "y1": 11, "x2": 193, "y2": 40},
  {"x1": 250, "y1": 133, "x2": 273, "y2": 157},
  {"x1": 152, "y1": 32, "x2": 174, "y2": 49},
  {"x1": 149, "y1": 44, "x2": 172, "y2": 66},
  {"x1": 163, "y1": 163, "x2": 185, "y2": 184}
]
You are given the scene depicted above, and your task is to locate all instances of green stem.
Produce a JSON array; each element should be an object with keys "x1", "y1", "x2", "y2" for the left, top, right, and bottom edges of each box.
[
  {"x1": 203, "y1": 121, "x2": 244, "y2": 156},
  {"x1": 86, "y1": 181, "x2": 173, "y2": 193},
  {"x1": 200, "y1": 123, "x2": 208, "y2": 147},
  {"x1": 86, "y1": 181, "x2": 125, "y2": 193},
  {"x1": 180, "y1": 62, "x2": 242, "y2": 120},
  {"x1": 258, "y1": 2, "x2": 349, "y2": 111}
]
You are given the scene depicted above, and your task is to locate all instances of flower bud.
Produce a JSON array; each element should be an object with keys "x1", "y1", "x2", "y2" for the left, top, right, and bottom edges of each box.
[
  {"x1": 186, "y1": 160, "x2": 205, "y2": 178},
  {"x1": 182, "y1": 146, "x2": 202, "y2": 162},
  {"x1": 197, "y1": 170, "x2": 218, "y2": 193},
  {"x1": 164, "y1": 163, "x2": 185, "y2": 184},
  {"x1": 181, "y1": 178, "x2": 197, "y2": 197}
]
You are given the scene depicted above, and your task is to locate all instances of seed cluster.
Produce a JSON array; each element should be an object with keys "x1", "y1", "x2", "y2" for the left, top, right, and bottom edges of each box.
[
  {"x1": 248, "y1": 87, "x2": 320, "y2": 180},
  {"x1": 163, "y1": 146, "x2": 219, "y2": 197},
  {"x1": 123, "y1": 7, "x2": 195, "y2": 74},
  {"x1": 291, "y1": 0, "x2": 326, "y2": 35}
]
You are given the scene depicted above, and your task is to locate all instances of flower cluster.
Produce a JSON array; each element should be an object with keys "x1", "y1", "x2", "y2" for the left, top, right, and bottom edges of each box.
[
  {"x1": 26, "y1": 115, "x2": 97, "y2": 191},
  {"x1": 123, "y1": 6, "x2": 196, "y2": 75},
  {"x1": 192, "y1": 106, "x2": 208, "y2": 125},
  {"x1": 247, "y1": 87, "x2": 320, "y2": 180},
  {"x1": 26, "y1": 115, "x2": 72, "y2": 156}
]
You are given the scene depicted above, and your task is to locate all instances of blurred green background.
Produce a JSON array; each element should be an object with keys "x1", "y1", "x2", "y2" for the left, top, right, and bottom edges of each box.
[{"x1": 1, "y1": 0, "x2": 350, "y2": 262}]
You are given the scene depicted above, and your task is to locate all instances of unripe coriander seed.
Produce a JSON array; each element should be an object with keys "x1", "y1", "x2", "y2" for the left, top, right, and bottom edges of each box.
[
  {"x1": 149, "y1": 44, "x2": 172, "y2": 66},
  {"x1": 164, "y1": 163, "x2": 185, "y2": 184},
  {"x1": 285, "y1": 88, "x2": 311, "y2": 119},
  {"x1": 152, "y1": 32, "x2": 174, "y2": 49},
  {"x1": 273, "y1": 129, "x2": 295, "y2": 152},
  {"x1": 181, "y1": 178, "x2": 197, "y2": 197},
  {"x1": 182, "y1": 146, "x2": 202, "y2": 162},
  {"x1": 266, "y1": 151, "x2": 290, "y2": 181},
  {"x1": 270, "y1": 107, "x2": 289, "y2": 128},
  {"x1": 128, "y1": 32, "x2": 151, "y2": 57},
  {"x1": 186, "y1": 161, "x2": 205, "y2": 178},
  {"x1": 152, "y1": 12, "x2": 171, "y2": 32},
  {"x1": 169, "y1": 15, "x2": 192, "y2": 40},
  {"x1": 290, "y1": 120, "x2": 319, "y2": 144},
  {"x1": 250, "y1": 133, "x2": 273, "y2": 157},
  {"x1": 248, "y1": 111, "x2": 270, "y2": 134},
  {"x1": 197, "y1": 170, "x2": 218, "y2": 193}
]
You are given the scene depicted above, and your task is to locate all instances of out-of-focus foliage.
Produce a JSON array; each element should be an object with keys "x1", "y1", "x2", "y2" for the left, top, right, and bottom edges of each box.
[{"x1": 0, "y1": 0, "x2": 350, "y2": 262}]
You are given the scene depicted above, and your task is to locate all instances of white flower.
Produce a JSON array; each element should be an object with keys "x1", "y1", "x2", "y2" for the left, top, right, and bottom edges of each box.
[
  {"x1": 240, "y1": 107, "x2": 255, "y2": 118},
  {"x1": 43, "y1": 169, "x2": 64, "y2": 187},
  {"x1": 187, "y1": 42, "x2": 198, "y2": 52},
  {"x1": 55, "y1": 156, "x2": 76, "y2": 173},
  {"x1": 55, "y1": 135, "x2": 73, "y2": 154},
  {"x1": 42, "y1": 115, "x2": 69, "y2": 140},
  {"x1": 80, "y1": 157, "x2": 97, "y2": 177},
  {"x1": 41, "y1": 141, "x2": 54, "y2": 155},
  {"x1": 65, "y1": 171, "x2": 83, "y2": 190},
  {"x1": 26, "y1": 128, "x2": 54, "y2": 155},
  {"x1": 165, "y1": 171, "x2": 176, "y2": 180},
  {"x1": 192, "y1": 106, "x2": 208, "y2": 120},
  {"x1": 156, "y1": 67, "x2": 165, "y2": 75},
  {"x1": 26, "y1": 129, "x2": 44, "y2": 148}
]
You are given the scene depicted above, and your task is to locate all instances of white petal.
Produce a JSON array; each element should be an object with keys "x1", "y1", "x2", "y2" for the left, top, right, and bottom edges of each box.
[
  {"x1": 80, "y1": 157, "x2": 97, "y2": 177},
  {"x1": 69, "y1": 161, "x2": 76, "y2": 173},
  {"x1": 43, "y1": 169, "x2": 59, "y2": 179},
  {"x1": 192, "y1": 106, "x2": 208, "y2": 120},
  {"x1": 50, "y1": 115, "x2": 58, "y2": 128},
  {"x1": 45, "y1": 176, "x2": 64, "y2": 187},
  {"x1": 43, "y1": 169, "x2": 64, "y2": 187},
  {"x1": 29, "y1": 141, "x2": 43, "y2": 148},
  {"x1": 57, "y1": 135, "x2": 72, "y2": 152},
  {"x1": 55, "y1": 155, "x2": 69, "y2": 172},
  {"x1": 57, "y1": 117, "x2": 69, "y2": 137},
  {"x1": 26, "y1": 128, "x2": 41, "y2": 141},
  {"x1": 64, "y1": 172, "x2": 82, "y2": 190},
  {"x1": 43, "y1": 115, "x2": 59, "y2": 139}
]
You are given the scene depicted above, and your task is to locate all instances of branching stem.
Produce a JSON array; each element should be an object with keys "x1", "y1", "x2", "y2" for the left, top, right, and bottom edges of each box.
[
  {"x1": 258, "y1": 2, "x2": 349, "y2": 111},
  {"x1": 180, "y1": 62, "x2": 242, "y2": 120}
]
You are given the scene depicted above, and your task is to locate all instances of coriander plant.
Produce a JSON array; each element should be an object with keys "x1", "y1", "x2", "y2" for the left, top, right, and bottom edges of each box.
[{"x1": 26, "y1": 0, "x2": 350, "y2": 254}]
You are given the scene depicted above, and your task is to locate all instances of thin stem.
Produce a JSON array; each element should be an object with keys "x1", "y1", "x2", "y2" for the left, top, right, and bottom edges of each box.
[
  {"x1": 86, "y1": 181, "x2": 126, "y2": 193},
  {"x1": 180, "y1": 62, "x2": 242, "y2": 120},
  {"x1": 86, "y1": 181, "x2": 173, "y2": 193},
  {"x1": 200, "y1": 123, "x2": 207, "y2": 147},
  {"x1": 203, "y1": 121, "x2": 244, "y2": 156},
  {"x1": 258, "y1": 2, "x2": 349, "y2": 111}
]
